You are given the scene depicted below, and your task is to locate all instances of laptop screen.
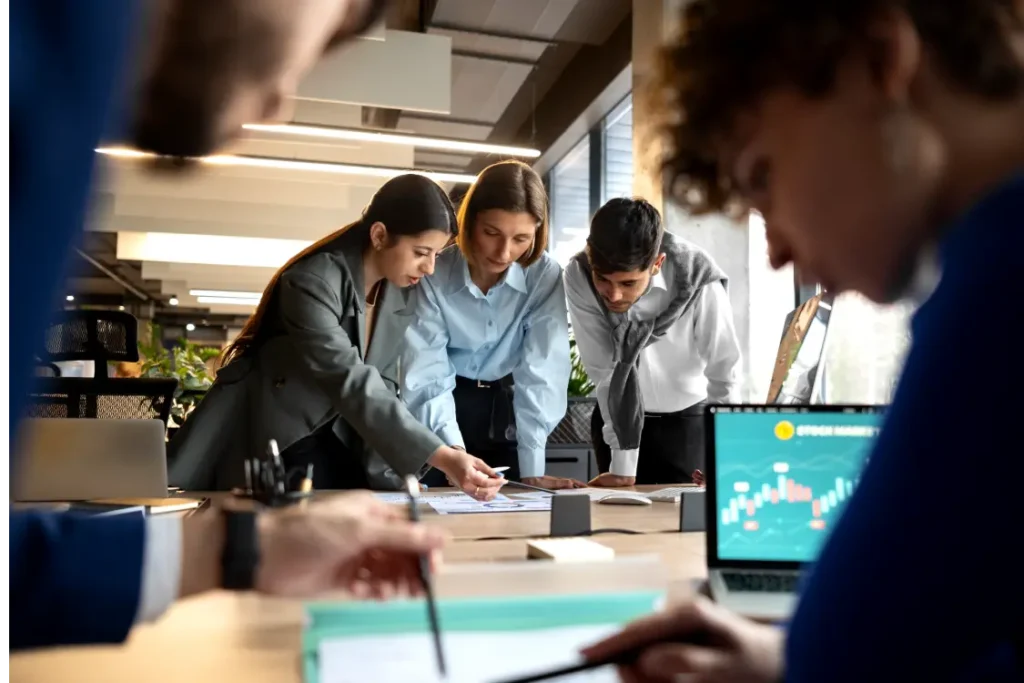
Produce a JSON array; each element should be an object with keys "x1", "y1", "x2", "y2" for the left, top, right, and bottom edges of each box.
[{"x1": 709, "y1": 406, "x2": 884, "y2": 564}]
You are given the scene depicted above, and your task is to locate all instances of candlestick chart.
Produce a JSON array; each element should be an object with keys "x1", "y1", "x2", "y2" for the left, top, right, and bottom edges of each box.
[{"x1": 713, "y1": 412, "x2": 880, "y2": 562}]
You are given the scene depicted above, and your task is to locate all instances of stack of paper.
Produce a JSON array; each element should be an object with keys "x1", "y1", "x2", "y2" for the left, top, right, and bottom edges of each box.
[
  {"x1": 303, "y1": 592, "x2": 664, "y2": 683},
  {"x1": 319, "y1": 625, "x2": 620, "y2": 682}
]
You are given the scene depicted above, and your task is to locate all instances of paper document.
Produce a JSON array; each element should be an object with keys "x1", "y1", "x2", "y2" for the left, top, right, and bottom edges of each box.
[
  {"x1": 426, "y1": 492, "x2": 551, "y2": 514},
  {"x1": 373, "y1": 491, "x2": 474, "y2": 504},
  {"x1": 318, "y1": 624, "x2": 621, "y2": 682},
  {"x1": 373, "y1": 492, "x2": 414, "y2": 504},
  {"x1": 374, "y1": 491, "x2": 552, "y2": 513},
  {"x1": 502, "y1": 489, "x2": 621, "y2": 502}
]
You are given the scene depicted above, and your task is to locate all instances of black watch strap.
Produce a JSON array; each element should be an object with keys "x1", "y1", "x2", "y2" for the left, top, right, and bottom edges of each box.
[{"x1": 221, "y1": 508, "x2": 260, "y2": 591}]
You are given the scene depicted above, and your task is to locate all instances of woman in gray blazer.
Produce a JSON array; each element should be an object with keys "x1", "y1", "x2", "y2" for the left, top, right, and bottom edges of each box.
[{"x1": 168, "y1": 174, "x2": 506, "y2": 499}]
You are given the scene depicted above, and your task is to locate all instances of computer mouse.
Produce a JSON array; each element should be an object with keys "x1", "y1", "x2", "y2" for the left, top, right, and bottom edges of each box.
[{"x1": 597, "y1": 493, "x2": 653, "y2": 506}]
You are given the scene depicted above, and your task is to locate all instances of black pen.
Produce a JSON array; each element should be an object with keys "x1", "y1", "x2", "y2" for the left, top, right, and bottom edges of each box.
[
  {"x1": 500, "y1": 479, "x2": 557, "y2": 495},
  {"x1": 404, "y1": 475, "x2": 447, "y2": 677},
  {"x1": 488, "y1": 646, "x2": 645, "y2": 683},
  {"x1": 489, "y1": 631, "x2": 713, "y2": 683}
]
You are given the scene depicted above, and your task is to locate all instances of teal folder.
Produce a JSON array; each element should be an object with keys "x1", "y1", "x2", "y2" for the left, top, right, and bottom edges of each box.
[{"x1": 303, "y1": 590, "x2": 664, "y2": 682}]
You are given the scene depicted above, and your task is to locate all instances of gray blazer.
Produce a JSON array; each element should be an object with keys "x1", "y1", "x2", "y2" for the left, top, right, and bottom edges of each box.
[{"x1": 167, "y1": 228, "x2": 442, "y2": 491}]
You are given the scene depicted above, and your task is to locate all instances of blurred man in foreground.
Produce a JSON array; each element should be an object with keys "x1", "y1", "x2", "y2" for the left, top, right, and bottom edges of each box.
[
  {"x1": 584, "y1": 1, "x2": 1022, "y2": 681},
  {"x1": 8, "y1": 0, "x2": 457, "y2": 651}
]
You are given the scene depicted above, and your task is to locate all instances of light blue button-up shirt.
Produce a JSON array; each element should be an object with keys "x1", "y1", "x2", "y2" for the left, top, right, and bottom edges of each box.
[{"x1": 400, "y1": 246, "x2": 570, "y2": 477}]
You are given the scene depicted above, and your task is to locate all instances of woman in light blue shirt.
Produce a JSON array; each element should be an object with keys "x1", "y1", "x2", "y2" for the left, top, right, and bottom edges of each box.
[{"x1": 401, "y1": 160, "x2": 583, "y2": 490}]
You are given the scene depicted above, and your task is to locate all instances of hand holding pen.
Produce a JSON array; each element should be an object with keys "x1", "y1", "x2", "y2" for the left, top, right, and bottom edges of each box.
[
  {"x1": 404, "y1": 475, "x2": 447, "y2": 678},
  {"x1": 427, "y1": 445, "x2": 506, "y2": 501},
  {"x1": 252, "y1": 490, "x2": 448, "y2": 600},
  {"x1": 490, "y1": 595, "x2": 782, "y2": 683}
]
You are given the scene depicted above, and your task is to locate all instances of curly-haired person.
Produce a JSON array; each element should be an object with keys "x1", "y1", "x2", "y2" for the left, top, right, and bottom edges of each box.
[{"x1": 583, "y1": 2, "x2": 1023, "y2": 682}]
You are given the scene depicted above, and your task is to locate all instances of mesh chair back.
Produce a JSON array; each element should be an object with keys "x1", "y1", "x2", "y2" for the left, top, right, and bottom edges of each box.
[
  {"x1": 41, "y1": 310, "x2": 139, "y2": 377},
  {"x1": 26, "y1": 377, "x2": 177, "y2": 426}
]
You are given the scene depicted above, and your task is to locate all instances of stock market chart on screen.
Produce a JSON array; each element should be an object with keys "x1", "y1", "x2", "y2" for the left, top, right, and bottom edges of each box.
[{"x1": 713, "y1": 409, "x2": 883, "y2": 563}]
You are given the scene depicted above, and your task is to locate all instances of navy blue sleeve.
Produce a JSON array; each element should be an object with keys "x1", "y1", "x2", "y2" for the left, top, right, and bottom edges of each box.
[
  {"x1": 10, "y1": 511, "x2": 147, "y2": 649},
  {"x1": 9, "y1": 0, "x2": 148, "y2": 651},
  {"x1": 785, "y1": 181, "x2": 1024, "y2": 681},
  {"x1": 8, "y1": 0, "x2": 138, "y2": 427}
]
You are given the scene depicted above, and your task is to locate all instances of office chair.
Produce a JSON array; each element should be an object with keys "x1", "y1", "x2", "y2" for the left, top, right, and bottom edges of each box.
[
  {"x1": 26, "y1": 377, "x2": 178, "y2": 425},
  {"x1": 26, "y1": 310, "x2": 178, "y2": 426},
  {"x1": 39, "y1": 309, "x2": 140, "y2": 378}
]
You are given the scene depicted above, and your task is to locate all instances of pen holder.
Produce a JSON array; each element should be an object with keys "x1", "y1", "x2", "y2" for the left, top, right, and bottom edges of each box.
[
  {"x1": 232, "y1": 447, "x2": 315, "y2": 508},
  {"x1": 230, "y1": 487, "x2": 314, "y2": 508}
]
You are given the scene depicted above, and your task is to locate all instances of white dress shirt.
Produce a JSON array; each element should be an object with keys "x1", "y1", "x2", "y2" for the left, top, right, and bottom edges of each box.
[{"x1": 564, "y1": 257, "x2": 743, "y2": 477}]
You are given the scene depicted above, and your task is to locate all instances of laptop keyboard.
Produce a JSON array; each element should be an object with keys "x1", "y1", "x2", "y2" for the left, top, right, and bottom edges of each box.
[{"x1": 721, "y1": 571, "x2": 799, "y2": 593}]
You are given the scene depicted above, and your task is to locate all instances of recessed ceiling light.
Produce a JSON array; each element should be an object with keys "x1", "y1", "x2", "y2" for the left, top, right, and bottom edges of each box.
[{"x1": 168, "y1": 297, "x2": 179, "y2": 306}]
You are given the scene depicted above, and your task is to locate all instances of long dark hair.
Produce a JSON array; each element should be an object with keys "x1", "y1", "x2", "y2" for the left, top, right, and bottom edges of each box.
[{"x1": 222, "y1": 174, "x2": 457, "y2": 364}]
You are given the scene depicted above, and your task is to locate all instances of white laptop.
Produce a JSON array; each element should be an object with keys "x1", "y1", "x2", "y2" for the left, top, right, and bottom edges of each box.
[
  {"x1": 704, "y1": 404, "x2": 883, "y2": 620},
  {"x1": 13, "y1": 418, "x2": 169, "y2": 501}
]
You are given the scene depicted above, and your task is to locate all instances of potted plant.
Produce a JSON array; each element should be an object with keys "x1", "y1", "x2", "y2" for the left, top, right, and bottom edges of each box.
[
  {"x1": 548, "y1": 335, "x2": 597, "y2": 446},
  {"x1": 138, "y1": 323, "x2": 218, "y2": 435}
]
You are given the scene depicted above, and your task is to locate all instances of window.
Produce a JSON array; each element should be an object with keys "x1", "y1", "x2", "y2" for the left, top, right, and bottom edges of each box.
[
  {"x1": 747, "y1": 211, "x2": 798, "y2": 402},
  {"x1": 602, "y1": 95, "x2": 633, "y2": 202},
  {"x1": 822, "y1": 294, "x2": 914, "y2": 403},
  {"x1": 549, "y1": 135, "x2": 591, "y2": 265}
]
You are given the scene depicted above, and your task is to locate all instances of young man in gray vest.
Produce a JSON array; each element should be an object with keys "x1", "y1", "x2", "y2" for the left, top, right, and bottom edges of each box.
[{"x1": 564, "y1": 197, "x2": 742, "y2": 487}]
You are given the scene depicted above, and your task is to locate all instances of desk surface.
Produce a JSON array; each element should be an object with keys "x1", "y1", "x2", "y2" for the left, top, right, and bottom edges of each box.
[
  {"x1": 427, "y1": 487, "x2": 684, "y2": 539},
  {"x1": 10, "y1": 489, "x2": 707, "y2": 683}
]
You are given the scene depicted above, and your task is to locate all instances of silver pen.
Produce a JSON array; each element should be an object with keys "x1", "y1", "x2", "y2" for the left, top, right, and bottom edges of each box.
[{"x1": 267, "y1": 439, "x2": 285, "y2": 495}]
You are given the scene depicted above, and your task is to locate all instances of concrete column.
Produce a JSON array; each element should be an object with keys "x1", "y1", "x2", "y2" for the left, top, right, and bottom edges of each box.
[
  {"x1": 631, "y1": 0, "x2": 668, "y2": 211},
  {"x1": 631, "y1": 0, "x2": 794, "y2": 400}
]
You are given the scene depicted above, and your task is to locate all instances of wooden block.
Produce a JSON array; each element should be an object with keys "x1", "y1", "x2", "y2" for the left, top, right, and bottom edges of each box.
[{"x1": 526, "y1": 538, "x2": 616, "y2": 563}]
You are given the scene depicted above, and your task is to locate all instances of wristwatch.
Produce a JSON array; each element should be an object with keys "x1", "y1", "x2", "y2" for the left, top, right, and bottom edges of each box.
[{"x1": 220, "y1": 508, "x2": 261, "y2": 590}]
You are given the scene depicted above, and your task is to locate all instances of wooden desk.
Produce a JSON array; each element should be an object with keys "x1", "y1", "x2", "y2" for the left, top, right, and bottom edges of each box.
[
  {"x1": 430, "y1": 494, "x2": 682, "y2": 540},
  {"x1": 192, "y1": 486, "x2": 687, "y2": 539},
  {"x1": 10, "y1": 491, "x2": 707, "y2": 683}
]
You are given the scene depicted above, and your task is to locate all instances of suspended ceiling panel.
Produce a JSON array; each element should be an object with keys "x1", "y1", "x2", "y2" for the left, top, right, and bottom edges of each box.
[
  {"x1": 432, "y1": 0, "x2": 578, "y2": 38},
  {"x1": 299, "y1": 30, "x2": 452, "y2": 113},
  {"x1": 448, "y1": 57, "x2": 534, "y2": 123},
  {"x1": 396, "y1": 116, "x2": 494, "y2": 141}
]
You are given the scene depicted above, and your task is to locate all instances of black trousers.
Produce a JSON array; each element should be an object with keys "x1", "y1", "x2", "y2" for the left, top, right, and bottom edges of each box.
[
  {"x1": 591, "y1": 403, "x2": 705, "y2": 485},
  {"x1": 281, "y1": 422, "x2": 370, "y2": 490},
  {"x1": 421, "y1": 376, "x2": 520, "y2": 487}
]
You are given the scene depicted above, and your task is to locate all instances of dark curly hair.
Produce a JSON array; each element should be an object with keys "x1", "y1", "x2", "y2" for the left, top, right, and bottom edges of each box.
[{"x1": 648, "y1": 0, "x2": 1024, "y2": 216}]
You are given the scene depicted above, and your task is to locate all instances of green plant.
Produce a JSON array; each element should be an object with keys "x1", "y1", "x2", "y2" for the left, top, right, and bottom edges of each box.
[
  {"x1": 568, "y1": 336, "x2": 594, "y2": 398},
  {"x1": 138, "y1": 323, "x2": 216, "y2": 424}
]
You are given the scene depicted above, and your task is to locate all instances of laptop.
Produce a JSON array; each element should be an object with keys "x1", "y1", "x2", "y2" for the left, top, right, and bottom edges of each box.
[
  {"x1": 13, "y1": 419, "x2": 169, "y2": 501},
  {"x1": 704, "y1": 404, "x2": 884, "y2": 620}
]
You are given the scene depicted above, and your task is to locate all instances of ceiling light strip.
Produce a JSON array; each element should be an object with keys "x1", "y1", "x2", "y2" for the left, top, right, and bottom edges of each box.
[
  {"x1": 196, "y1": 296, "x2": 260, "y2": 306},
  {"x1": 95, "y1": 148, "x2": 479, "y2": 184},
  {"x1": 189, "y1": 289, "x2": 262, "y2": 299},
  {"x1": 242, "y1": 122, "x2": 540, "y2": 158}
]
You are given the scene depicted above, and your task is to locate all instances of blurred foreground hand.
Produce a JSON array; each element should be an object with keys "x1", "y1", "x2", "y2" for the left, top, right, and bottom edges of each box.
[
  {"x1": 181, "y1": 491, "x2": 448, "y2": 600},
  {"x1": 581, "y1": 595, "x2": 784, "y2": 683}
]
